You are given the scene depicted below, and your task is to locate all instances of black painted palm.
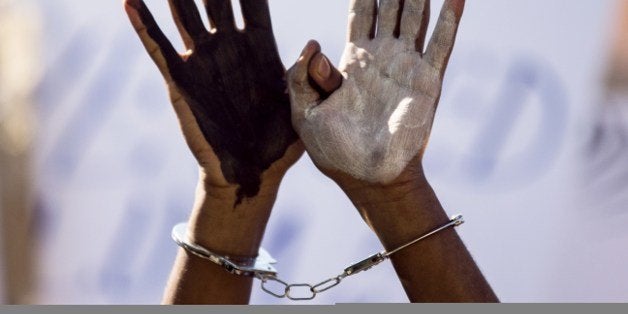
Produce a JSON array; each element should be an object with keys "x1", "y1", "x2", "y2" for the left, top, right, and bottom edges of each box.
[{"x1": 125, "y1": 0, "x2": 299, "y2": 202}]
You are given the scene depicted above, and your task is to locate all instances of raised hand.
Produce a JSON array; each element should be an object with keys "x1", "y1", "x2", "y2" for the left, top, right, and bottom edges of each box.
[
  {"x1": 288, "y1": 0, "x2": 465, "y2": 185},
  {"x1": 124, "y1": 0, "x2": 301, "y2": 204},
  {"x1": 287, "y1": 2, "x2": 498, "y2": 302}
]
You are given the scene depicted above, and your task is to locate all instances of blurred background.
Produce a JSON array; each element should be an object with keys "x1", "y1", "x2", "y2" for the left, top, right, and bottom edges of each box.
[{"x1": 0, "y1": 0, "x2": 627, "y2": 304}]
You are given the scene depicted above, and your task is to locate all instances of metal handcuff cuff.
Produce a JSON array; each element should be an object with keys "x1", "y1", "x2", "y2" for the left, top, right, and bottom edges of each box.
[{"x1": 172, "y1": 214, "x2": 464, "y2": 301}]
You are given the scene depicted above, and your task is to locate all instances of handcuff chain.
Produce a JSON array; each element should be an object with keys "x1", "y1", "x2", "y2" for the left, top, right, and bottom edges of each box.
[
  {"x1": 258, "y1": 250, "x2": 389, "y2": 300},
  {"x1": 254, "y1": 214, "x2": 464, "y2": 301},
  {"x1": 258, "y1": 273, "x2": 347, "y2": 301}
]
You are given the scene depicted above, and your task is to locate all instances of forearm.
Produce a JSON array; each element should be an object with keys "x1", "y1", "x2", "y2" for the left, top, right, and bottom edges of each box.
[
  {"x1": 163, "y1": 249, "x2": 255, "y2": 304},
  {"x1": 162, "y1": 174, "x2": 280, "y2": 304},
  {"x1": 344, "y1": 174, "x2": 498, "y2": 302}
]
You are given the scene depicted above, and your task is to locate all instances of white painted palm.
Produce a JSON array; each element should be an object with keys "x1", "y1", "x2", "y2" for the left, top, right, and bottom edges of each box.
[{"x1": 288, "y1": 0, "x2": 465, "y2": 183}]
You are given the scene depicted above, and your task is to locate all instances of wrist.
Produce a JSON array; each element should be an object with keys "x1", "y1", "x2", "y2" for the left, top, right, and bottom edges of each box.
[
  {"x1": 186, "y1": 171, "x2": 282, "y2": 258},
  {"x1": 336, "y1": 168, "x2": 450, "y2": 251}
]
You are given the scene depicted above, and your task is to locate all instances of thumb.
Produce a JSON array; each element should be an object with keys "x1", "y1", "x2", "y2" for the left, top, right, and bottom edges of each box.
[
  {"x1": 287, "y1": 40, "x2": 323, "y2": 123},
  {"x1": 308, "y1": 52, "x2": 343, "y2": 95}
]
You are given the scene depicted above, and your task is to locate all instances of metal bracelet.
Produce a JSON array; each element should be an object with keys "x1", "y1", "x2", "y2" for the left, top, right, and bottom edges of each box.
[
  {"x1": 172, "y1": 214, "x2": 464, "y2": 301},
  {"x1": 171, "y1": 223, "x2": 278, "y2": 277}
]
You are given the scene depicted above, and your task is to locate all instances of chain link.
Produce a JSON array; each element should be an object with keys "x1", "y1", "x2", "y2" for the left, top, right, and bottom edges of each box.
[
  {"x1": 285, "y1": 283, "x2": 316, "y2": 300},
  {"x1": 258, "y1": 273, "x2": 348, "y2": 301},
  {"x1": 256, "y1": 252, "x2": 387, "y2": 300},
  {"x1": 256, "y1": 253, "x2": 381, "y2": 300},
  {"x1": 312, "y1": 275, "x2": 345, "y2": 293},
  {"x1": 259, "y1": 275, "x2": 289, "y2": 298}
]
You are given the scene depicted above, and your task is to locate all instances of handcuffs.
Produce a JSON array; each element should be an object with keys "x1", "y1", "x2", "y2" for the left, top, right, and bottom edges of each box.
[{"x1": 172, "y1": 214, "x2": 464, "y2": 301}]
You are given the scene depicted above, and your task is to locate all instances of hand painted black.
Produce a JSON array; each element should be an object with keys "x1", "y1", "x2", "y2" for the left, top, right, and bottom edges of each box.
[{"x1": 132, "y1": 0, "x2": 297, "y2": 204}]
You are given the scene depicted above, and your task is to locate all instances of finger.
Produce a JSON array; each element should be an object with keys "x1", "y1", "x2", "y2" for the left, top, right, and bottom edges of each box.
[
  {"x1": 308, "y1": 53, "x2": 343, "y2": 95},
  {"x1": 376, "y1": 0, "x2": 401, "y2": 38},
  {"x1": 240, "y1": 0, "x2": 272, "y2": 30},
  {"x1": 204, "y1": 0, "x2": 237, "y2": 31},
  {"x1": 400, "y1": 0, "x2": 430, "y2": 52},
  {"x1": 348, "y1": 0, "x2": 377, "y2": 42},
  {"x1": 124, "y1": 0, "x2": 181, "y2": 81},
  {"x1": 425, "y1": 0, "x2": 465, "y2": 74},
  {"x1": 168, "y1": 0, "x2": 208, "y2": 49},
  {"x1": 287, "y1": 40, "x2": 323, "y2": 121}
]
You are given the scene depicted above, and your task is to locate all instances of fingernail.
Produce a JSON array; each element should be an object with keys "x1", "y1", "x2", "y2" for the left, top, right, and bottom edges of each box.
[{"x1": 316, "y1": 56, "x2": 331, "y2": 79}]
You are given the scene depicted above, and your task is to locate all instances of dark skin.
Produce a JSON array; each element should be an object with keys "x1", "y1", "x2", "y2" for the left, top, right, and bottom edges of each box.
[
  {"x1": 287, "y1": 0, "x2": 498, "y2": 302},
  {"x1": 124, "y1": 0, "x2": 341, "y2": 303},
  {"x1": 128, "y1": 0, "x2": 297, "y2": 204}
]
